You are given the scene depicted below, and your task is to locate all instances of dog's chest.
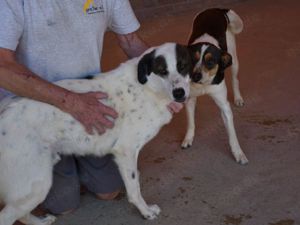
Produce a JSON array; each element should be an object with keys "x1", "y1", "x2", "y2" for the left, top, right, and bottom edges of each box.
[{"x1": 190, "y1": 83, "x2": 212, "y2": 96}]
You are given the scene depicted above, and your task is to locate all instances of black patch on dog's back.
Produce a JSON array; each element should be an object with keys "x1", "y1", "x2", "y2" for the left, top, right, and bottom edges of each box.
[{"x1": 188, "y1": 8, "x2": 229, "y2": 51}]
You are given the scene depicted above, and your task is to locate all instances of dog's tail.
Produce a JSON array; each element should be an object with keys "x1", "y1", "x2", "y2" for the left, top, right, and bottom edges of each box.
[{"x1": 225, "y1": 9, "x2": 244, "y2": 34}]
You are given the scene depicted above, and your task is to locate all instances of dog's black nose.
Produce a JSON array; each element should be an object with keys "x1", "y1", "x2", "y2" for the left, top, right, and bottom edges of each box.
[
  {"x1": 172, "y1": 88, "x2": 185, "y2": 102},
  {"x1": 192, "y1": 72, "x2": 202, "y2": 82}
]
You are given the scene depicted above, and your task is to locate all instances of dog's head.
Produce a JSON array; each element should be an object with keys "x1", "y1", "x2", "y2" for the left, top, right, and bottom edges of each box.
[
  {"x1": 137, "y1": 43, "x2": 192, "y2": 103},
  {"x1": 188, "y1": 43, "x2": 232, "y2": 85}
]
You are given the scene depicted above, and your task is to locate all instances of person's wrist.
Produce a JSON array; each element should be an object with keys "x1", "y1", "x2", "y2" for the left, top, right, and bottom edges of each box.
[{"x1": 58, "y1": 90, "x2": 77, "y2": 112}]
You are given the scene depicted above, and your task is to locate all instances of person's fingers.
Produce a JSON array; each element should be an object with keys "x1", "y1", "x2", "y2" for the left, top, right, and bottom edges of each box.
[
  {"x1": 67, "y1": 92, "x2": 118, "y2": 133},
  {"x1": 84, "y1": 92, "x2": 118, "y2": 119},
  {"x1": 167, "y1": 105, "x2": 174, "y2": 114},
  {"x1": 92, "y1": 91, "x2": 108, "y2": 99},
  {"x1": 98, "y1": 115, "x2": 114, "y2": 129},
  {"x1": 167, "y1": 102, "x2": 183, "y2": 114},
  {"x1": 93, "y1": 123, "x2": 106, "y2": 135},
  {"x1": 80, "y1": 116, "x2": 106, "y2": 135},
  {"x1": 82, "y1": 121, "x2": 94, "y2": 135},
  {"x1": 176, "y1": 102, "x2": 183, "y2": 111},
  {"x1": 99, "y1": 104, "x2": 118, "y2": 119}
]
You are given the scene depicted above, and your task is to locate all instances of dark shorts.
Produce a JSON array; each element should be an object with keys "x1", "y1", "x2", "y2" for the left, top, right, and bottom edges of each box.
[{"x1": 42, "y1": 155, "x2": 123, "y2": 214}]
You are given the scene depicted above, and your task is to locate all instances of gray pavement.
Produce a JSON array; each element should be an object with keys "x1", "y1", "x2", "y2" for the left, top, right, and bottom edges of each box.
[{"x1": 53, "y1": 0, "x2": 300, "y2": 224}]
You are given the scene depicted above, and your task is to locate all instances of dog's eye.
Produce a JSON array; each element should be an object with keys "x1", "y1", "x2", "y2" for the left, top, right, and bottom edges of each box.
[
  {"x1": 160, "y1": 69, "x2": 168, "y2": 75},
  {"x1": 205, "y1": 59, "x2": 215, "y2": 69},
  {"x1": 177, "y1": 62, "x2": 188, "y2": 72}
]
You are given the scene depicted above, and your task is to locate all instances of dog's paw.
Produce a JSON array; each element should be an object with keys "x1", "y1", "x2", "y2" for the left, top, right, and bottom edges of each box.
[
  {"x1": 181, "y1": 138, "x2": 193, "y2": 149},
  {"x1": 149, "y1": 204, "x2": 161, "y2": 215},
  {"x1": 234, "y1": 97, "x2": 245, "y2": 107},
  {"x1": 38, "y1": 214, "x2": 56, "y2": 225},
  {"x1": 234, "y1": 153, "x2": 249, "y2": 165},
  {"x1": 143, "y1": 204, "x2": 161, "y2": 220}
]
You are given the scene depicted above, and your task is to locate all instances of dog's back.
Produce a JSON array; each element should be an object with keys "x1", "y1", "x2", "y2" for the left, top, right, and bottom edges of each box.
[{"x1": 188, "y1": 8, "x2": 243, "y2": 50}]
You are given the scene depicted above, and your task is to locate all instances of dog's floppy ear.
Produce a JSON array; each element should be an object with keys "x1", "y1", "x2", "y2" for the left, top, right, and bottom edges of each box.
[
  {"x1": 138, "y1": 50, "x2": 155, "y2": 84},
  {"x1": 220, "y1": 51, "x2": 233, "y2": 69}
]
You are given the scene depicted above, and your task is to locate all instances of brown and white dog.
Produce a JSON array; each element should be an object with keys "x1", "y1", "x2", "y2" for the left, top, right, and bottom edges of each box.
[{"x1": 181, "y1": 8, "x2": 248, "y2": 165}]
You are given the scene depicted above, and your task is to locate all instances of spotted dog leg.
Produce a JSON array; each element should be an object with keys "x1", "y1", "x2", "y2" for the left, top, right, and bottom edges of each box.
[{"x1": 114, "y1": 150, "x2": 161, "y2": 220}]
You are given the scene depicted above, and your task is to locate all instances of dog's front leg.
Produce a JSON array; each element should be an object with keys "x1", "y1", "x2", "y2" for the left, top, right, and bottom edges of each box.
[
  {"x1": 210, "y1": 91, "x2": 249, "y2": 165},
  {"x1": 114, "y1": 151, "x2": 161, "y2": 220},
  {"x1": 181, "y1": 97, "x2": 197, "y2": 148}
]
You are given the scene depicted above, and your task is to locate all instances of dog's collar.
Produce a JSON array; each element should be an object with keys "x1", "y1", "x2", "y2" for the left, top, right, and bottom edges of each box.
[
  {"x1": 190, "y1": 41, "x2": 221, "y2": 49},
  {"x1": 190, "y1": 34, "x2": 221, "y2": 49}
]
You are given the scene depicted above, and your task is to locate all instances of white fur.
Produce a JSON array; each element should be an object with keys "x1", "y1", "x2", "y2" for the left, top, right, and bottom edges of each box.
[
  {"x1": 181, "y1": 10, "x2": 248, "y2": 165},
  {"x1": 0, "y1": 43, "x2": 190, "y2": 225},
  {"x1": 227, "y1": 9, "x2": 244, "y2": 106},
  {"x1": 192, "y1": 33, "x2": 220, "y2": 48}
]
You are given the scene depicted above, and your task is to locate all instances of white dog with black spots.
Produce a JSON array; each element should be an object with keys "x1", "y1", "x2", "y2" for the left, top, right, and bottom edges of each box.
[{"x1": 0, "y1": 43, "x2": 192, "y2": 225}]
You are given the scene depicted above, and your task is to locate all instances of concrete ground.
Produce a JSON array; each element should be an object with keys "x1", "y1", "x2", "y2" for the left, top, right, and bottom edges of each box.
[{"x1": 31, "y1": 0, "x2": 300, "y2": 224}]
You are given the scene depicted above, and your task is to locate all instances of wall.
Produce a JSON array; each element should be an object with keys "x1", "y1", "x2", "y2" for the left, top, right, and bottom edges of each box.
[{"x1": 130, "y1": 0, "x2": 246, "y2": 20}]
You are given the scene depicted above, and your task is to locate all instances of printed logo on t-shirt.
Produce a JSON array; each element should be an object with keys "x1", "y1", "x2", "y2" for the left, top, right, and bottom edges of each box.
[{"x1": 83, "y1": 0, "x2": 104, "y2": 15}]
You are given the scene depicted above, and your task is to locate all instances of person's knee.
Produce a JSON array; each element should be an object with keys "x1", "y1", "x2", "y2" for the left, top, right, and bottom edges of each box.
[
  {"x1": 53, "y1": 208, "x2": 76, "y2": 215},
  {"x1": 96, "y1": 189, "x2": 121, "y2": 200},
  {"x1": 77, "y1": 155, "x2": 124, "y2": 196}
]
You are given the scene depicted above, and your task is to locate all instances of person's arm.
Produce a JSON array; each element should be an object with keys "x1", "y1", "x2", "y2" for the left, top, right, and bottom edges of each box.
[
  {"x1": 117, "y1": 32, "x2": 148, "y2": 58},
  {"x1": 0, "y1": 48, "x2": 117, "y2": 134}
]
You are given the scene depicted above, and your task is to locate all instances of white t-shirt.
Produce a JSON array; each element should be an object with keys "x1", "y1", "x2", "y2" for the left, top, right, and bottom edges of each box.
[{"x1": 0, "y1": 0, "x2": 140, "y2": 99}]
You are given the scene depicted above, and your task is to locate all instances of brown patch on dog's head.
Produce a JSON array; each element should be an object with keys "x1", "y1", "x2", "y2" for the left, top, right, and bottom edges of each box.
[
  {"x1": 203, "y1": 64, "x2": 219, "y2": 76},
  {"x1": 204, "y1": 52, "x2": 213, "y2": 62},
  {"x1": 195, "y1": 51, "x2": 201, "y2": 61},
  {"x1": 203, "y1": 51, "x2": 219, "y2": 76}
]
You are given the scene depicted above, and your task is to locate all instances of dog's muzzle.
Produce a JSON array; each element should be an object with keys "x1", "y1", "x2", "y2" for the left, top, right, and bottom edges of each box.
[{"x1": 172, "y1": 88, "x2": 186, "y2": 102}]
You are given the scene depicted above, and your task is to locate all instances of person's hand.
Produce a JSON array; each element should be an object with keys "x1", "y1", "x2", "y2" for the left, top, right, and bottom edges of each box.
[
  {"x1": 62, "y1": 91, "x2": 118, "y2": 135},
  {"x1": 167, "y1": 102, "x2": 183, "y2": 114}
]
